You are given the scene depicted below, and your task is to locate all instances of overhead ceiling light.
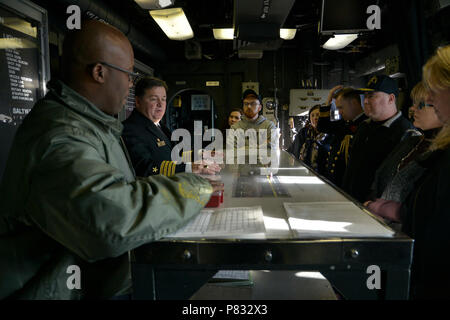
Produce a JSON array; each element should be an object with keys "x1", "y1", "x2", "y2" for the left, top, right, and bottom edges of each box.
[
  {"x1": 135, "y1": 0, "x2": 173, "y2": 9},
  {"x1": 212, "y1": 28, "x2": 234, "y2": 40},
  {"x1": 149, "y1": 8, "x2": 194, "y2": 40},
  {"x1": 280, "y1": 28, "x2": 296, "y2": 40},
  {"x1": 213, "y1": 28, "x2": 297, "y2": 40},
  {"x1": 322, "y1": 34, "x2": 358, "y2": 50}
]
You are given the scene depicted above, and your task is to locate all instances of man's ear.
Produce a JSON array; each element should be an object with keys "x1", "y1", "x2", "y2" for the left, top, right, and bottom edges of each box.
[
  {"x1": 91, "y1": 63, "x2": 106, "y2": 84},
  {"x1": 388, "y1": 93, "x2": 396, "y2": 104},
  {"x1": 135, "y1": 96, "x2": 141, "y2": 109},
  {"x1": 257, "y1": 103, "x2": 262, "y2": 113}
]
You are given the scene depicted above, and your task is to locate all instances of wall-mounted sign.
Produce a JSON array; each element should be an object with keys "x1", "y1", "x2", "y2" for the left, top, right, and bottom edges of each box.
[
  {"x1": 289, "y1": 89, "x2": 329, "y2": 116},
  {"x1": 242, "y1": 82, "x2": 259, "y2": 94},
  {"x1": 0, "y1": 2, "x2": 50, "y2": 181},
  {"x1": 206, "y1": 81, "x2": 220, "y2": 87}
]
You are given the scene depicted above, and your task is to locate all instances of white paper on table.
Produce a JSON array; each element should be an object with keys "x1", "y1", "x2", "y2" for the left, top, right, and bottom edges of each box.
[
  {"x1": 166, "y1": 206, "x2": 266, "y2": 238},
  {"x1": 283, "y1": 202, "x2": 394, "y2": 238},
  {"x1": 213, "y1": 270, "x2": 250, "y2": 280}
]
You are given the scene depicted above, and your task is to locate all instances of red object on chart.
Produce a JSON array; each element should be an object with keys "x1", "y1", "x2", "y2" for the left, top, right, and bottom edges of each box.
[{"x1": 206, "y1": 191, "x2": 223, "y2": 207}]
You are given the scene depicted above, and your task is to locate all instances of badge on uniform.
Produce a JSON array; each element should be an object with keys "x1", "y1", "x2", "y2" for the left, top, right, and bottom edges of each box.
[{"x1": 156, "y1": 138, "x2": 166, "y2": 147}]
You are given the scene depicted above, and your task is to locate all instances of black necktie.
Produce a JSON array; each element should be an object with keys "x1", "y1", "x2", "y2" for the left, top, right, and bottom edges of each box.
[{"x1": 156, "y1": 123, "x2": 168, "y2": 139}]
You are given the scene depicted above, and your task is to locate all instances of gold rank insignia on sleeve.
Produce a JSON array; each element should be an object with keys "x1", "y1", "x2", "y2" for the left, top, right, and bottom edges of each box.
[
  {"x1": 160, "y1": 160, "x2": 177, "y2": 176},
  {"x1": 156, "y1": 138, "x2": 166, "y2": 147},
  {"x1": 152, "y1": 167, "x2": 158, "y2": 173}
]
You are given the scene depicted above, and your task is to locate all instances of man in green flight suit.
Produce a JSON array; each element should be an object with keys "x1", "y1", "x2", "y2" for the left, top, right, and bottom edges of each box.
[{"x1": 0, "y1": 20, "x2": 218, "y2": 300}]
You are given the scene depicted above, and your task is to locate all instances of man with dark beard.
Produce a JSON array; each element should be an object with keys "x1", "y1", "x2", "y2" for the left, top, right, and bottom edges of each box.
[{"x1": 228, "y1": 89, "x2": 278, "y2": 150}]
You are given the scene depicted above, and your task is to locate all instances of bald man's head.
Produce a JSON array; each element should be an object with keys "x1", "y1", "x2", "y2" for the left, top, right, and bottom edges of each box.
[
  {"x1": 61, "y1": 20, "x2": 135, "y2": 116},
  {"x1": 62, "y1": 20, "x2": 131, "y2": 78}
]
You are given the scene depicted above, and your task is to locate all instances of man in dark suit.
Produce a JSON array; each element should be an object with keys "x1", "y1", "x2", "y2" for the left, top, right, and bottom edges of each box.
[
  {"x1": 122, "y1": 77, "x2": 219, "y2": 177},
  {"x1": 317, "y1": 86, "x2": 367, "y2": 187},
  {"x1": 342, "y1": 75, "x2": 414, "y2": 202}
]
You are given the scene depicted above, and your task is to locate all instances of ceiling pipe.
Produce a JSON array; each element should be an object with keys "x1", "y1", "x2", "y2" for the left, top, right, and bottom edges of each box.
[{"x1": 58, "y1": 0, "x2": 167, "y2": 63}]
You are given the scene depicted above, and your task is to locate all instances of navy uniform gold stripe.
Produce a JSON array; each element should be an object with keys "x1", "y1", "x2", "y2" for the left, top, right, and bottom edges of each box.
[
  {"x1": 160, "y1": 160, "x2": 178, "y2": 177},
  {"x1": 122, "y1": 110, "x2": 189, "y2": 177},
  {"x1": 171, "y1": 161, "x2": 177, "y2": 176},
  {"x1": 160, "y1": 161, "x2": 168, "y2": 176},
  {"x1": 168, "y1": 161, "x2": 174, "y2": 177}
]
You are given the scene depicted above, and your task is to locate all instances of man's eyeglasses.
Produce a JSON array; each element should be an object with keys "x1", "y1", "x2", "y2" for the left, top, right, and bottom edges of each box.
[
  {"x1": 94, "y1": 61, "x2": 140, "y2": 83},
  {"x1": 243, "y1": 101, "x2": 260, "y2": 107}
]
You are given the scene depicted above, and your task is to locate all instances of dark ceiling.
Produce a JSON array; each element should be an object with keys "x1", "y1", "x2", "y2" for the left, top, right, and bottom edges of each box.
[
  {"x1": 34, "y1": 0, "x2": 448, "y2": 66},
  {"x1": 103, "y1": 0, "x2": 391, "y2": 63}
]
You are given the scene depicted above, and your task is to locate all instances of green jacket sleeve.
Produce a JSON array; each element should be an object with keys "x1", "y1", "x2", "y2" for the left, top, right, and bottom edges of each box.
[{"x1": 26, "y1": 130, "x2": 213, "y2": 263}]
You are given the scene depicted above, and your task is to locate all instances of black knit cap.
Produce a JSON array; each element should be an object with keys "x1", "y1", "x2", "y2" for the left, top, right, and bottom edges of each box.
[{"x1": 242, "y1": 89, "x2": 262, "y2": 103}]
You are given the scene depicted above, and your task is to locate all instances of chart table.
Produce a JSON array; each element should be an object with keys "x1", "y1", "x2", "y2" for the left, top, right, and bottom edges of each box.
[{"x1": 131, "y1": 150, "x2": 413, "y2": 300}]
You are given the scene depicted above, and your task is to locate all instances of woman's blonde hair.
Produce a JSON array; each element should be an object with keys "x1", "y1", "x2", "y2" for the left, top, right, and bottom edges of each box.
[
  {"x1": 423, "y1": 45, "x2": 450, "y2": 150},
  {"x1": 430, "y1": 125, "x2": 450, "y2": 151},
  {"x1": 410, "y1": 81, "x2": 427, "y2": 105},
  {"x1": 423, "y1": 45, "x2": 450, "y2": 91}
]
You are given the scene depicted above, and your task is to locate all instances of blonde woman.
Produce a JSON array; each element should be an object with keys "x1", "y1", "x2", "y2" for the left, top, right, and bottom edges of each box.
[
  {"x1": 366, "y1": 81, "x2": 443, "y2": 209},
  {"x1": 401, "y1": 45, "x2": 450, "y2": 299}
]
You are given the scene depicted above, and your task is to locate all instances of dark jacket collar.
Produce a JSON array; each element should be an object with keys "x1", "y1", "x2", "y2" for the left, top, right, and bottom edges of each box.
[
  {"x1": 127, "y1": 109, "x2": 171, "y2": 142},
  {"x1": 352, "y1": 112, "x2": 368, "y2": 124},
  {"x1": 364, "y1": 111, "x2": 403, "y2": 128}
]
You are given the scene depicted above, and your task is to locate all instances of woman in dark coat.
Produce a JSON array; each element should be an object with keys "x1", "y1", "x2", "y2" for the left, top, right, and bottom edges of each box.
[
  {"x1": 287, "y1": 105, "x2": 320, "y2": 166},
  {"x1": 401, "y1": 45, "x2": 450, "y2": 299},
  {"x1": 365, "y1": 81, "x2": 443, "y2": 219}
]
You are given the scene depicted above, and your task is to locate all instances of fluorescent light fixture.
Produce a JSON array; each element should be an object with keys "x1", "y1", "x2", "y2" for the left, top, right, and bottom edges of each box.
[
  {"x1": 212, "y1": 28, "x2": 234, "y2": 40},
  {"x1": 280, "y1": 28, "x2": 296, "y2": 40},
  {"x1": 322, "y1": 34, "x2": 358, "y2": 50},
  {"x1": 213, "y1": 28, "x2": 296, "y2": 40},
  {"x1": 294, "y1": 272, "x2": 327, "y2": 280},
  {"x1": 135, "y1": 0, "x2": 173, "y2": 9},
  {"x1": 149, "y1": 8, "x2": 194, "y2": 40}
]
